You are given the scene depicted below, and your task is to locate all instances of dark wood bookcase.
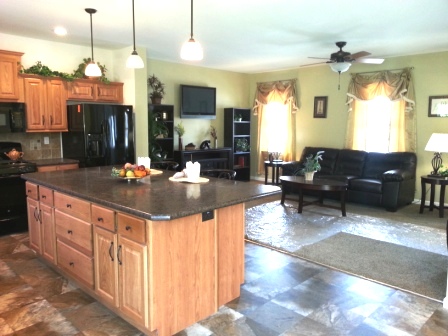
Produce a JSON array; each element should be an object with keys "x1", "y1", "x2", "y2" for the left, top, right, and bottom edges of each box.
[
  {"x1": 224, "y1": 108, "x2": 251, "y2": 181},
  {"x1": 148, "y1": 104, "x2": 174, "y2": 160}
]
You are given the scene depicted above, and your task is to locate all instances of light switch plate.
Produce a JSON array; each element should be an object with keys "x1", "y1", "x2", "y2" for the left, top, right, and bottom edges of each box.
[{"x1": 44, "y1": 136, "x2": 49, "y2": 145}]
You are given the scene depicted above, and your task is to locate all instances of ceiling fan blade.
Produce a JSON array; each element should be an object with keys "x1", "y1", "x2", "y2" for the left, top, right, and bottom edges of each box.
[
  {"x1": 355, "y1": 58, "x2": 385, "y2": 64},
  {"x1": 300, "y1": 61, "x2": 328, "y2": 67},
  {"x1": 350, "y1": 51, "x2": 371, "y2": 59},
  {"x1": 308, "y1": 57, "x2": 330, "y2": 60}
]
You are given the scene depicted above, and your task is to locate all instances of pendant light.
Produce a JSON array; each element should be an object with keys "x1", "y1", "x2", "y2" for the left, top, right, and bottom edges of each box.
[
  {"x1": 126, "y1": 0, "x2": 144, "y2": 68},
  {"x1": 180, "y1": 0, "x2": 203, "y2": 61},
  {"x1": 84, "y1": 8, "x2": 102, "y2": 77}
]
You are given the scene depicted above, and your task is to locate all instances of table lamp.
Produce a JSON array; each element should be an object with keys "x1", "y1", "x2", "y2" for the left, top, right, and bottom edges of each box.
[{"x1": 424, "y1": 133, "x2": 448, "y2": 176}]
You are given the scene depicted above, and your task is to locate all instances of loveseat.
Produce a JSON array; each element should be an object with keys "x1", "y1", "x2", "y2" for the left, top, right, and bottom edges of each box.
[{"x1": 281, "y1": 147, "x2": 417, "y2": 212}]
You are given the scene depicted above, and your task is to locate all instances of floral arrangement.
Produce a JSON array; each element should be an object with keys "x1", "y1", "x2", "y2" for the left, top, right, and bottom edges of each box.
[
  {"x1": 300, "y1": 151, "x2": 324, "y2": 173},
  {"x1": 174, "y1": 122, "x2": 185, "y2": 137},
  {"x1": 210, "y1": 126, "x2": 217, "y2": 140}
]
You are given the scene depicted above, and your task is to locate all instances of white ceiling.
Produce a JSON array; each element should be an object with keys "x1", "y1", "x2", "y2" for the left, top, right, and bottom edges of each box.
[{"x1": 1, "y1": 0, "x2": 448, "y2": 74}]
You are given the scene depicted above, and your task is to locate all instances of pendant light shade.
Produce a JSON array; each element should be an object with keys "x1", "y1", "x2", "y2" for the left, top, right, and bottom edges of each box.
[
  {"x1": 85, "y1": 8, "x2": 101, "y2": 77},
  {"x1": 329, "y1": 62, "x2": 352, "y2": 73},
  {"x1": 126, "y1": 0, "x2": 144, "y2": 68},
  {"x1": 180, "y1": 0, "x2": 203, "y2": 61}
]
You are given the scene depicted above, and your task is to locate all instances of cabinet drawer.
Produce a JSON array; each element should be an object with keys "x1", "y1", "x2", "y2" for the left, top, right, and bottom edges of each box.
[
  {"x1": 55, "y1": 209, "x2": 93, "y2": 255},
  {"x1": 91, "y1": 204, "x2": 115, "y2": 231},
  {"x1": 57, "y1": 239, "x2": 94, "y2": 288},
  {"x1": 54, "y1": 192, "x2": 90, "y2": 222},
  {"x1": 39, "y1": 186, "x2": 54, "y2": 206},
  {"x1": 25, "y1": 182, "x2": 38, "y2": 200},
  {"x1": 117, "y1": 212, "x2": 146, "y2": 244}
]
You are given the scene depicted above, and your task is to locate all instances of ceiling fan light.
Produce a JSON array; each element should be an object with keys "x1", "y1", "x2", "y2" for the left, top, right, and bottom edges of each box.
[
  {"x1": 126, "y1": 50, "x2": 144, "y2": 68},
  {"x1": 85, "y1": 61, "x2": 102, "y2": 77},
  {"x1": 180, "y1": 38, "x2": 203, "y2": 61},
  {"x1": 330, "y1": 62, "x2": 352, "y2": 73}
]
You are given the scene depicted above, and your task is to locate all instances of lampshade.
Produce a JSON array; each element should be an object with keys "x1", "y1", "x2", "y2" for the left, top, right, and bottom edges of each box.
[
  {"x1": 329, "y1": 62, "x2": 352, "y2": 73},
  {"x1": 127, "y1": 0, "x2": 144, "y2": 69},
  {"x1": 180, "y1": 38, "x2": 203, "y2": 61},
  {"x1": 424, "y1": 133, "x2": 448, "y2": 153},
  {"x1": 180, "y1": 0, "x2": 203, "y2": 61},
  {"x1": 85, "y1": 8, "x2": 101, "y2": 77}
]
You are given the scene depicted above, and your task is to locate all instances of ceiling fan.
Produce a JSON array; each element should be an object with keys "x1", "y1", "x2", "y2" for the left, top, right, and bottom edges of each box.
[{"x1": 304, "y1": 41, "x2": 384, "y2": 73}]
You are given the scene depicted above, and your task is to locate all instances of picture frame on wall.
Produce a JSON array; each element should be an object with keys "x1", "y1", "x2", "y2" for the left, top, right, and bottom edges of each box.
[
  {"x1": 428, "y1": 96, "x2": 448, "y2": 117},
  {"x1": 314, "y1": 96, "x2": 328, "y2": 118}
]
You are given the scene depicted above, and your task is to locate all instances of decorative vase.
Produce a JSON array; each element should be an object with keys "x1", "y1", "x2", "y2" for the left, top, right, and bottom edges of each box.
[
  {"x1": 304, "y1": 171, "x2": 315, "y2": 181},
  {"x1": 178, "y1": 137, "x2": 183, "y2": 151},
  {"x1": 214, "y1": 138, "x2": 218, "y2": 149}
]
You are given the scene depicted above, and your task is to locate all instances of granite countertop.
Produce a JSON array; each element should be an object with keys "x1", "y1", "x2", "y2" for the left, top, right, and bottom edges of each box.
[
  {"x1": 31, "y1": 158, "x2": 79, "y2": 166},
  {"x1": 22, "y1": 166, "x2": 280, "y2": 221}
]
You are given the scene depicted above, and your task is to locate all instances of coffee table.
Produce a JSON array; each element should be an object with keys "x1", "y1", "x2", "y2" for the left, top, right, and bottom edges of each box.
[{"x1": 280, "y1": 176, "x2": 348, "y2": 216}]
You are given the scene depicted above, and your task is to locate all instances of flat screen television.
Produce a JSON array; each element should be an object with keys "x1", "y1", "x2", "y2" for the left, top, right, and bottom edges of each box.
[{"x1": 180, "y1": 85, "x2": 216, "y2": 119}]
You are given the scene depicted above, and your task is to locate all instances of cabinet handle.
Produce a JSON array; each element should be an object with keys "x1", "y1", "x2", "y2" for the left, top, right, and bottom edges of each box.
[
  {"x1": 67, "y1": 230, "x2": 73, "y2": 234},
  {"x1": 117, "y1": 245, "x2": 122, "y2": 265},
  {"x1": 109, "y1": 242, "x2": 114, "y2": 261},
  {"x1": 125, "y1": 225, "x2": 131, "y2": 231},
  {"x1": 27, "y1": 189, "x2": 32, "y2": 194},
  {"x1": 66, "y1": 204, "x2": 72, "y2": 208},
  {"x1": 69, "y1": 262, "x2": 74, "y2": 267},
  {"x1": 42, "y1": 115, "x2": 45, "y2": 125},
  {"x1": 50, "y1": 115, "x2": 53, "y2": 125},
  {"x1": 42, "y1": 195, "x2": 46, "y2": 199},
  {"x1": 33, "y1": 208, "x2": 39, "y2": 222},
  {"x1": 97, "y1": 217, "x2": 103, "y2": 222}
]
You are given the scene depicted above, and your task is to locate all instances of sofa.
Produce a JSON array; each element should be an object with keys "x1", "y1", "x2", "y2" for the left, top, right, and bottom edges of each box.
[{"x1": 281, "y1": 147, "x2": 417, "y2": 211}]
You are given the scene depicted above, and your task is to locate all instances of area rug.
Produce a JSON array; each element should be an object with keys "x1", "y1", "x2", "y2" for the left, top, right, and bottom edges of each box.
[
  {"x1": 296, "y1": 232, "x2": 447, "y2": 301},
  {"x1": 245, "y1": 200, "x2": 448, "y2": 302}
]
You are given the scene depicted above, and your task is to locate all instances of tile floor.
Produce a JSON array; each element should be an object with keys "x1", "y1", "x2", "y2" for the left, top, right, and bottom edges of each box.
[{"x1": 1, "y1": 199, "x2": 448, "y2": 335}]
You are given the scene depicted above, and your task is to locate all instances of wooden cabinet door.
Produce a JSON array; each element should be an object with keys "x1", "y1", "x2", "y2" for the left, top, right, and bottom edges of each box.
[
  {"x1": 24, "y1": 77, "x2": 46, "y2": 130},
  {"x1": 118, "y1": 235, "x2": 148, "y2": 327},
  {"x1": 66, "y1": 81, "x2": 95, "y2": 101},
  {"x1": 0, "y1": 50, "x2": 22, "y2": 101},
  {"x1": 40, "y1": 202, "x2": 56, "y2": 264},
  {"x1": 46, "y1": 79, "x2": 67, "y2": 131},
  {"x1": 94, "y1": 226, "x2": 119, "y2": 308},
  {"x1": 96, "y1": 82, "x2": 123, "y2": 103},
  {"x1": 27, "y1": 198, "x2": 42, "y2": 253}
]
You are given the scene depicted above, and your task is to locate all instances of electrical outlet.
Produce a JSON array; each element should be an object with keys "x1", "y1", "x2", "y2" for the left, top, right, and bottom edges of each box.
[{"x1": 44, "y1": 136, "x2": 49, "y2": 145}]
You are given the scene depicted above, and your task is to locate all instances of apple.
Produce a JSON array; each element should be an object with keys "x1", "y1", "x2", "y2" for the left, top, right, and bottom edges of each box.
[
  {"x1": 138, "y1": 165, "x2": 146, "y2": 171},
  {"x1": 124, "y1": 163, "x2": 132, "y2": 169}
]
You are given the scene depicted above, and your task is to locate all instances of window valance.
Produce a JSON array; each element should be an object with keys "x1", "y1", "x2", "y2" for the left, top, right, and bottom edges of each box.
[{"x1": 253, "y1": 79, "x2": 299, "y2": 115}]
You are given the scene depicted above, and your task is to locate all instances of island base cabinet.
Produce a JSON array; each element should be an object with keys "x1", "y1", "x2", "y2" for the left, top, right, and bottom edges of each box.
[
  {"x1": 57, "y1": 239, "x2": 94, "y2": 288},
  {"x1": 27, "y1": 198, "x2": 41, "y2": 253},
  {"x1": 40, "y1": 203, "x2": 56, "y2": 263}
]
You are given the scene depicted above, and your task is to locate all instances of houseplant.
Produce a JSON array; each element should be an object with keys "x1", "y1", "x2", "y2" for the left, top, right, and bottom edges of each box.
[
  {"x1": 298, "y1": 150, "x2": 324, "y2": 180},
  {"x1": 235, "y1": 138, "x2": 250, "y2": 152},
  {"x1": 147, "y1": 74, "x2": 165, "y2": 104},
  {"x1": 174, "y1": 122, "x2": 185, "y2": 150},
  {"x1": 149, "y1": 114, "x2": 169, "y2": 161},
  {"x1": 210, "y1": 126, "x2": 218, "y2": 148}
]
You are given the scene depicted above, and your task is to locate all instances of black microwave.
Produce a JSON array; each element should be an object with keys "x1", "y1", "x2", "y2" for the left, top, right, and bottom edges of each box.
[{"x1": 0, "y1": 103, "x2": 26, "y2": 133}]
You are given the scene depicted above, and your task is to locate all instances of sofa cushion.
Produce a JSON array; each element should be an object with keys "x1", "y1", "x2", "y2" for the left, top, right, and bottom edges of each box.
[
  {"x1": 334, "y1": 149, "x2": 367, "y2": 176},
  {"x1": 363, "y1": 152, "x2": 417, "y2": 179},
  {"x1": 350, "y1": 178, "x2": 382, "y2": 194}
]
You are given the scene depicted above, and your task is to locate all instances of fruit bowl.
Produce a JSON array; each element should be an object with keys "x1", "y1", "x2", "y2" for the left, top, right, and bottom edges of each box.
[{"x1": 111, "y1": 163, "x2": 163, "y2": 181}]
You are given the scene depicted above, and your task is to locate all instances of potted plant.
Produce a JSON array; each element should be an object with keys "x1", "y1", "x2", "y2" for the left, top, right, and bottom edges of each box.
[
  {"x1": 234, "y1": 113, "x2": 242, "y2": 121},
  {"x1": 235, "y1": 138, "x2": 250, "y2": 152},
  {"x1": 148, "y1": 74, "x2": 165, "y2": 104},
  {"x1": 149, "y1": 114, "x2": 169, "y2": 161},
  {"x1": 174, "y1": 122, "x2": 185, "y2": 150},
  {"x1": 298, "y1": 151, "x2": 324, "y2": 180},
  {"x1": 210, "y1": 126, "x2": 218, "y2": 148}
]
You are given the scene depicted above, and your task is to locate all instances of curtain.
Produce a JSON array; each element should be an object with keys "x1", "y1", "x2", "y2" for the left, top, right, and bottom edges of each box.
[
  {"x1": 345, "y1": 68, "x2": 416, "y2": 152},
  {"x1": 253, "y1": 79, "x2": 299, "y2": 174}
]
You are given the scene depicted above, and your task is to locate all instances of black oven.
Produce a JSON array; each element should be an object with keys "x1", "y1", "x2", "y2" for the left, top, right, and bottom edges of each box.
[{"x1": 0, "y1": 102, "x2": 26, "y2": 133}]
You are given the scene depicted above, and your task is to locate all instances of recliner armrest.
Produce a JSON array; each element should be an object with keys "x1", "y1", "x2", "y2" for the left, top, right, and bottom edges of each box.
[{"x1": 382, "y1": 169, "x2": 414, "y2": 182}]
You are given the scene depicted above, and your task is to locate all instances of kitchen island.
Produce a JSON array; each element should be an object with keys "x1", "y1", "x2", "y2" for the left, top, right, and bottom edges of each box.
[{"x1": 22, "y1": 166, "x2": 280, "y2": 336}]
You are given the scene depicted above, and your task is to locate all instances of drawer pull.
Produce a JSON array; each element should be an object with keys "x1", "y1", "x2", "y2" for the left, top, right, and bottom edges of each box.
[
  {"x1": 33, "y1": 208, "x2": 39, "y2": 221},
  {"x1": 42, "y1": 195, "x2": 46, "y2": 199},
  {"x1": 67, "y1": 230, "x2": 73, "y2": 234},
  {"x1": 125, "y1": 225, "x2": 131, "y2": 231},
  {"x1": 109, "y1": 242, "x2": 114, "y2": 261},
  {"x1": 97, "y1": 217, "x2": 104, "y2": 222},
  {"x1": 66, "y1": 204, "x2": 72, "y2": 208},
  {"x1": 117, "y1": 245, "x2": 122, "y2": 265},
  {"x1": 69, "y1": 262, "x2": 74, "y2": 267},
  {"x1": 27, "y1": 189, "x2": 32, "y2": 193}
]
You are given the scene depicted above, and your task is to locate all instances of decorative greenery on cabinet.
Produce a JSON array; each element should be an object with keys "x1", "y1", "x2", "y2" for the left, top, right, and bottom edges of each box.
[{"x1": 148, "y1": 104, "x2": 174, "y2": 161}]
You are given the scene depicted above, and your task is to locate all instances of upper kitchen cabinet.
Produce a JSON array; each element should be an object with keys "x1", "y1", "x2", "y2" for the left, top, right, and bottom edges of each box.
[
  {"x1": 0, "y1": 50, "x2": 23, "y2": 101},
  {"x1": 22, "y1": 75, "x2": 67, "y2": 132},
  {"x1": 67, "y1": 79, "x2": 123, "y2": 103}
]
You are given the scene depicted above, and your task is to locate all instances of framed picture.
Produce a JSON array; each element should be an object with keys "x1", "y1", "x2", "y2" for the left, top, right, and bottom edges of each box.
[
  {"x1": 428, "y1": 96, "x2": 448, "y2": 117},
  {"x1": 314, "y1": 96, "x2": 328, "y2": 118}
]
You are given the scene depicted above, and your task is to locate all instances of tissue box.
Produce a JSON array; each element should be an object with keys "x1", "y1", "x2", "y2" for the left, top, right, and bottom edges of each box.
[{"x1": 137, "y1": 157, "x2": 151, "y2": 168}]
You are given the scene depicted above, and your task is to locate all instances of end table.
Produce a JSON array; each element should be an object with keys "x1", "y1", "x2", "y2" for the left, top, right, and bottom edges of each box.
[
  {"x1": 264, "y1": 160, "x2": 283, "y2": 185},
  {"x1": 419, "y1": 175, "x2": 448, "y2": 218}
]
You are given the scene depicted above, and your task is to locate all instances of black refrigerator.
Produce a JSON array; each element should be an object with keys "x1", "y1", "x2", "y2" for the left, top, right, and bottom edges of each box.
[{"x1": 62, "y1": 104, "x2": 135, "y2": 168}]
